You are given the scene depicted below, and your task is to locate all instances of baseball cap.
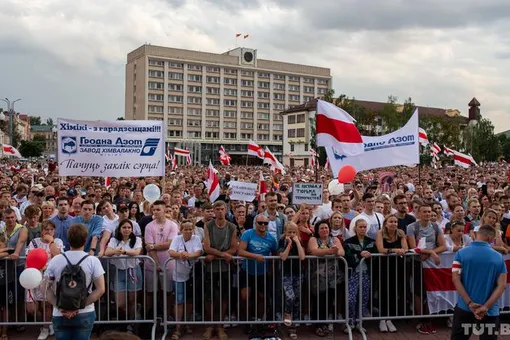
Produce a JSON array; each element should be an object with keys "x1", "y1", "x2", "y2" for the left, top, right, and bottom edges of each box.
[{"x1": 67, "y1": 188, "x2": 78, "y2": 197}]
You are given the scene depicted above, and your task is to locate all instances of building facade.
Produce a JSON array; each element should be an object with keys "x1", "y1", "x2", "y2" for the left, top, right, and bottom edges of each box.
[
  {"x1": 125, "y1": 44, "x2": 331, "y2": 164},
  {"x1": 30, "y1": 125, "x2": 57, "y2": 157}
]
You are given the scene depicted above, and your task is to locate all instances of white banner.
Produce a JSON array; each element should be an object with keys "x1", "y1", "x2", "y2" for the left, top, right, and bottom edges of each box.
[
  {"x1": 326, "y1": 110, "x2": 419, "y2": 174},
  {"x1": 293, "y1": 183, "x2": 323, "y2": 205},
  {"x1": 229, "y1": 181, "x2": 258, "y2": 202},
  {"x1": 57, "y1": 119, "x2": 165, "y2": 177}
]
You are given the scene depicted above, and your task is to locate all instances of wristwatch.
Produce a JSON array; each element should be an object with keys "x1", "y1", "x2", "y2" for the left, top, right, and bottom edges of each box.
[{"x1": 149, "y1": 244, "x2": 155, "y2": 250}]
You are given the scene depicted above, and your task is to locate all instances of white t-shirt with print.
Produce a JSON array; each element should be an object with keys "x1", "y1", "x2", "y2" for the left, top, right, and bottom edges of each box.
[
  {"x1": 106, "y1": 237, "x2": 143, "y2": 270},
  {"x1": 169, "y1": 235, "x2": 203, "y2": 282},
  {"x1": 26, "y1": 238, "x2": 64, "y2": 265},
  {"x1": 102, "y1": 214, "x2": 119, "y2": 234},
  {"x1": 45, "y1": 250, "x2": 105, "y2": 316}
]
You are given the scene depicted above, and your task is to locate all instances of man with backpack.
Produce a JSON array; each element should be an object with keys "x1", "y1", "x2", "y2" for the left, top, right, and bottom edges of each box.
[{"x1": 44, "y1": 223, "x2": 106, "y2": 340}]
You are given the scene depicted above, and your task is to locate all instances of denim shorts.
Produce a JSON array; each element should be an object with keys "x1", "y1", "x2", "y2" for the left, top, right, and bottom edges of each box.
[
  {"x1": 173, "y1": 281, "x2": 193, "y2": 304},
  {"x1": 53, "y1": 311, "x2": 95, "y2": 340},
  {"x1": 113, "y1": 266, "x2": 143, "y2": 292}
]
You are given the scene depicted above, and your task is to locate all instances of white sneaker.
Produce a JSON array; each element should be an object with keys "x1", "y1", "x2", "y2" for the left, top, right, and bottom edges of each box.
[
  {"x1": 304, "y1": 314, "x2": 311, "y2": 326},
  {"x1": 49, "y1": 325, "x2": 54, "y2": 336},
  {"x1": 328, "y1": 323, "x2": 334, "y2": 332},
  {"x1": 356, "y1": 322, "x2": 366, "y2": 333},
  {"x1": 447, "y1": 316, "x2": 453, "y2": 328},
  {"x1": 38, "y1": 328, "x2": 50, "y2": 340},
  {"x1": 386, "y1": 320, "x2": 397, "y2": 332},
  {"x1": 231, "y1": 314, "x2": 238, "y2": 327},
  {"x1": 223, "y1": 315, "x2": 231, "y2": 328},
  {"x1": 379, "y1": 320, "x2": 388, "y2": 333}
]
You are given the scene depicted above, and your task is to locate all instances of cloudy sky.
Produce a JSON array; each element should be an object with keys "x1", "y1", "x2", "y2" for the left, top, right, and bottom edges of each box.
[{"x1": 1, "y1": 0, "x2": 509, "y2": 132}]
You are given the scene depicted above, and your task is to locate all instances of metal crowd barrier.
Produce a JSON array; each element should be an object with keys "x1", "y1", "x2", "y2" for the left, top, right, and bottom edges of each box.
[{"x1": 161, "y1": 255, "x2": 351, "y2": 340}]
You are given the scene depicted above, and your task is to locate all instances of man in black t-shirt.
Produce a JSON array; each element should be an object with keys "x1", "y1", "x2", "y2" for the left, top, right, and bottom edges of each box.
[{"x1": 394, "y1": 194, "x2": 416, "y2": 231}]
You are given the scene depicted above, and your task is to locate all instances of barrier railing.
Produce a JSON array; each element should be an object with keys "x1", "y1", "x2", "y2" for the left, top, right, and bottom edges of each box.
[{"x1": 160, "y1": 255, "x2": 351, "y2": 340}]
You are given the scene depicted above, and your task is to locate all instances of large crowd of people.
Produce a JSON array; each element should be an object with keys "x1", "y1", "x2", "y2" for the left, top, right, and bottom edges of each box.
[{"x1": 0, "y1": 161, "x2": 508, "y2": 339}]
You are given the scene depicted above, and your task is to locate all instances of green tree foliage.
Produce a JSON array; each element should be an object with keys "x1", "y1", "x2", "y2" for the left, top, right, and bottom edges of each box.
[
  {"x1": 19, "y1": 140, "x2": 44, "y2": 158},
  {"x1": 29, "y1": 116, "x2": 42, "y2": 126},
  {"x1": 46, "y1": 118, "x2": 54, "y2": 126},
  {"x1": 420, "y1": 116, "x2": 464, "y2": 151},
  {"x1": 117, "y1": 117, "x2": 125, "y2": 121},
  {"x1": 463, "y1": 118, "x2": 500, "y2": 162},
  {"x1": 497, "y1": 134, "x2": 510, "y2": 161},
  {"x1": 32, "y1": 134, "x2": 46, "y2": 143}
]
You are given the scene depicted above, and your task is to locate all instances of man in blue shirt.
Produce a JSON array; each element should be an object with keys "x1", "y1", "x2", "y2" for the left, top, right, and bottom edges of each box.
[
  {"x1": 72, "y1": 200, "x2": 102, "y2": 256},
  {"x1": 451, "y1": 224, "x2": 507, "y2": 340},
  {"x1": 238, "y1": 214, "x2": 277, "y2": 335},
  {"x1": 50, "y1": 197, "x2": 73, "y2": 250}
]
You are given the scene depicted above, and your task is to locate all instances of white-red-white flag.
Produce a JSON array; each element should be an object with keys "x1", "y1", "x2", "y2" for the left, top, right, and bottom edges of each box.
[
  {"x1": 105, "y1": 177, "x2": 111, "y2": 188},
  {"x1": 206, "y1": 161, "x2": 220, "y2": 202},
  {"x1": 418, "y1": 128, "x2": 429, "y2": 146},
  {"x1": 219, "y1": 146, "x2": 231, "y2": 165},
  {"x1": 174, "y1": 147, "x2": 190, "y2": 156},
  {"x1": 309, "y1": 148, "x2": 317, "y2": 168},
  {"x1": 258, "y1": 172, "x2": 267, "y2": 201},
  {"x1": 453, "y1": 150, "x2": 475, "y2": 168},
  {"x1": 443, "y1": 146, "x2": 454, "y2": 157},
  {"x1": 316, "y1": 100, "x2": 363, "y2": 156},
  {"x1": 248, "y1": 140, "x2": 265, "y2": 159},
  {"x1": 2, "y1": 144, "x2": 21, "y2": 158},
  {"x1": 431, "y1": 143, "x2": 441, "y2": 156},
  {"x1": 186, "y1": 153, "x2": 192, "y2": 166},
  {"x1": 263, "y1": 147, "x2": 286, "y2": 174}
]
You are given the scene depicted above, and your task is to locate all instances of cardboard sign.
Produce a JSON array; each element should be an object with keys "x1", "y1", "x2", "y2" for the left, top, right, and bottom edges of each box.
[
  {"x1": 293, "y1": 183, "x2": 323, "y2": 205},
  {"x1": 229, "y1": 181, "x2": 257, "y2": 202}
]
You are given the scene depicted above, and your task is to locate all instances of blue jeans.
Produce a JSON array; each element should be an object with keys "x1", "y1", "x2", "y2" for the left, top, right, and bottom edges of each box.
[{"x1": 53, "y1": 311, "x2": 96, "y2": 340}]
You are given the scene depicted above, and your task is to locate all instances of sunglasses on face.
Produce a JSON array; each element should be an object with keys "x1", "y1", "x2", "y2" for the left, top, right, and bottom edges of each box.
[{"x1": 256, "y1": 221, "x2": 269, "y2": 226}]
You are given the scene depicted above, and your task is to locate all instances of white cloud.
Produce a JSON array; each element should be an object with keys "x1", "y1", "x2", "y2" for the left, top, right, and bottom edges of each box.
[{"x1": 0, "y1": 0, "x2": 508, "y2": 132}]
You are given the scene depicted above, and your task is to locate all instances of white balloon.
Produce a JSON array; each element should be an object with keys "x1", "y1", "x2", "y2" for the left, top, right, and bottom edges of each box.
[
  {"x1": 19, "y1": 268, "x2": 42, "y2": 289},
  {"x1": 328, "y1": 180, "x2": 345, "y2": 195},
  {"x1": 143, "y1": 184, "x2": 161, "y2": 203}
]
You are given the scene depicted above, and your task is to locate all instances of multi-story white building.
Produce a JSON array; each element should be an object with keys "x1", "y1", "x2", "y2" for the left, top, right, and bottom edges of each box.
[{"x1": 125, "y1": 44, "x2": 331, "y2": 164}]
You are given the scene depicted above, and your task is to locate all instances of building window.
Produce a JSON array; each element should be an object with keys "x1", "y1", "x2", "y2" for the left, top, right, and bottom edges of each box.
[
  {"x1": 168, "y1": 130, "x2": 183, "y2": 137},
  {"x1": 304, "y1": 144, "x2": 309, "y2": 151},
  {"x1": 241, "y1": 79, "x2": 254, "y2": 87},
  {"x1": 206, "y1": 120, "x2": 219, "y2": 127},
  {"x1": 207, "y1": 87, "x2": 220, "y2": 95},
  {"x1": 288, "y1": 94, "x2": 300, "y2": 101},
  {"x1": 241, "y1": 111, "x2": 253, "y2": 119},
  {"x1": 317, "y1": 79, "x2": 328, "y2": 85},
  {"x1": 224, "y1": 121, "x2": 237, "y2": 129},
  {"x1": 288, "y1": 76, "x2": 299, "y2": 81},
  {"x1": 148, "y1": 70, "x2": 164, "y2": 78},
  {"x1": 273, "y1": 93, "x2": 285, "y2": 100},
  {"x1": 257, "y1": 102, "x2": 270, "y2": 109},
  {"x1": 258, "y1": 92, "x2": 269, "y2": 99},
  {"x1": 206, "y1": 98, "x2": 220, "y2": 105},
  {"x1": 241, "y1": 90, "x2": 254, "y2": 97},
  {"x1": 168, "y1": 107, "x2": 183, "y2": 114},
  {"x1": 273, "y1": 134, "x2": 283, "y2": 141},
  {"x1": 224, "y1": 132, "x2": 237, "y2": 139},
  {"x1": 258, "y1": 72, "x2": 270, "y2": 78},
  {"x1": 206, "y1": 76, "x2": 220, "y2": 83},
  {"x1": 274, "y1": 114, "x2": 282, "y2": 121},
  {"x1": 257, "y1": 134, "x2": 269, "y2": 140},
  {"x1": 188, "y1": 96, "x2": 202, "y2": 104},
  {"x1": 288, "y1": 129, "x2": 296, "y2": 138},
  {"x1": 168, "y1": 72, "x2": 184, "y2": 80},
  {"x1": 290, "y1": 144, "x2": 294, "y2": 152},
  {"x1": 318, "y1": 88, "x2": 328, "y2": 95},
  {"x1": 288, "y1": 85, "x2": 300, "y2": 92},
  {"x1": 206, "y1": 66, "x2": 220, "y2": 72},
  {"x1": 241, "y1": 122, "x2": 253, "y2": 129},
  {"x1": 168, "y1": 119, "x2": 183, "y2": 125},
  {"x1": 224, "y1": 110, "x2": 237, "y2": 118},
  {"x1": 304, "y1": 96, "x2": 314, "y2": 102},
  {"x1": 224, "y1": 99, "x2": 237, "y2": 107},
  {"x1": 148, "y1": 105, "x2": 163, "y2": 113},
  {"x1": 206, "y1": 109, "x2": 219, "y2": 117},
  {"x1": 241, "y1": 133, "x2": 253, "y2": 140},
  {"x1": 224, "y1": 88, "x2": 237, "y2": 96},
  {"x1": 169, "y1": 62, "x2": 183, "y2": 68},
  {"x1": 187, "y1": 108, "x2": 202, "y2": 116},
  {"x1": 296, "y1": 114, "x2": 305, "y2": 123},
  {"x1": 188, "y1": 74, "x2": 202, "y2": 82},
  {"x1": 224, "y1": 77, "x2": 237, "y2": 85},
  {"x1": 224, "y1": 68, "x2": 237, "y2": 75},
  {"x1": 205, "y1": 131, "x2": 219, "y2": 139},
  {"x1": 187, "y1": 64, "x2": 202, "y2": 70},
  {"x1": 187, "y1": 131, "x2": 201, "y2": 138},
  {"x1": 148, "y1": 82, "x2": 164, "y2": 90},
  {"x1": 168, "y1": 84, "x2": 183, "y2": 91},
  {"x1": 273, "y1": 103, "x2": 285, "y2": 110},
  {"x1": 188, "y1": 85, "x2": 202, "y2": 93},
  {"x1": 148, "y1": 94, "x2": 164, "y2": 101},
  {"x1": 149, "y1": 60, "x2": 164, "y2": 66},
  {"x1": 273, "y1": 124, "x2": 282, "y2": 130},
  {"x1": 187, "y1": 120, "x2": 201, "y2": 127},
  {"x1": 303, "y1": 77, "x2": 314, "y2": 83},
  {"x1": 304, "y1": 86, "x2": 314, "y2": 93},
  {"x1": 296, "y1": 128, "x2": 305, "y2": 137},
  {"x1": 273, "y1": 83, "x2": 285, "y2": 90},
  {"x1": 241, "y1": 70, "x2": 254, "y2": 76},
  {"x1": 273, "y1": 74, "x2": 284, "y2": 80},
  {"x1": 257, "y1": 113, "x2": 269, "y2": 120},
  {"x1": 241, "y1": 101, "x2": 253, "y2": 108},
  {"x1": 258, "y1": 81, "x2": 270, "y2": 88},
  {"x1": 257, "y1": 123, "x2": 269, "y2": 130}
]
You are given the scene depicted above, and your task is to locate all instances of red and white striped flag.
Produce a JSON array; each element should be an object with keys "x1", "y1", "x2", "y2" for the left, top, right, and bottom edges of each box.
[
  {"x1": 418, "y1": 128, "x2": 429, "y2": 146},
  {"x1": 186, "y1": 153, "x2": 192, "y2": 166},
  {"x1": 431, "y1": 143, "x2": 441, "y2": 156},
  {"x1": 423, "y1": 253, "x2": 510, "y2": 314},
  {"x1": 2, "y1": 144, "x2": 21, "y2": 158},
  {"x1": 248, "y1": 140, "x2": 265, "y2": 159},
  {"x1": 105, "y1": 177, "x2": 111, "y2": 188},
  {"x1": 219, "y1": 146, "x2": 231, "y2": 165},
  {"x1": 316, "y1": 100, "x2": 363, "y2": 156},
  {"x1": 236, "y1": 33, "x2": 242, "y2": 37},
  {"x1": 443, "y1": 146, "x2": 454, "y2": 157},
  {"x1": 453, "y1": 150, "x2": 475, "y2": 168},
  {"x1": 244, "y1": 34, "x2": 249, "y2": 39},
  {"x1": 206, "y1": 161, "x2": 220, "y2": 202},
  {"x1": 170, "y1": 154, "x2": 177, "y2": 170},
  {"x1": 174, "y1": 147, "x2": 190, "y2": 156},
  {"x1": 310, "y1": 148, "x2": 317, "y2": 168},
  {"x1": 325, "y1": 158, "x2": 330, "y2": 170},
  {"x1": 263, "y1": 147, "x2": 286, "y2": 174},
  {"x1": 258, "y1": 172, "x2": 267, "y2": 201}
]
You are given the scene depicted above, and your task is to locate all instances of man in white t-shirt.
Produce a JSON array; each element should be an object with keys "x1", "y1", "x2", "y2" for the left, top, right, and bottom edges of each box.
[
  {"x1": 44, "y1": 224, "x2": 105, "y2": 340},
  {"x1": 349, "y1": 193, "x2": 384, "y2": 240},
  {"x1": 98, "y1": 201, "x2": 119, "y2": 257}
]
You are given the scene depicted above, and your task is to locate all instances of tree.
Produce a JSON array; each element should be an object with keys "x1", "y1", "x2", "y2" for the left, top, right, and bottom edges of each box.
[
  {"x1": 19, "y1": 140, "x2": 44, "y2": 158},
  {"x1": 463, "y1": 118, "x2": 499, "y2": 162},
  {"x1": 420, "y1": 116, "x2": 464, "y2": 151},
  {"x1": 45, "y1": 117, "x2": 54, "y2": 126},
  {"x1": 497, "y1": 134, "x2": 510, "y2": 161},
  {"x1": 29, "y1": 116, "x2": 42, "y2": 126},
  {"x1": 117, "y1": 117, "x2": 125, "y2": 121}
]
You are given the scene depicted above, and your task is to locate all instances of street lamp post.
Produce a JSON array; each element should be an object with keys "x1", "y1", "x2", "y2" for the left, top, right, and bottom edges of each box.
[{"x1": 0, "y1": 98, "x2": 22, "y2": 146}]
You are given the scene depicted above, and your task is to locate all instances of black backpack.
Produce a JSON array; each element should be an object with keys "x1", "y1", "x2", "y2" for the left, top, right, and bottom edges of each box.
[{"x1": 56, "y1": 253, "x2": 91, "y2": 311}]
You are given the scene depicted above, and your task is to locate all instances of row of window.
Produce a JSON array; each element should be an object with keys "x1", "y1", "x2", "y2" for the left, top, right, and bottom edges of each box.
[
  {"x1": 153, "y1": 107, "x2": 282, "y2": 120},
  {"x1": 148, "y1": 70, "x2": 328, "y2": 86},
  {"x1": 288, "y1": 128, "x2": 306, "y2": 138},
  {"x1": 167, "y1": 130, "x2": 282, "y2": 141},
  {"x1": 287, "y1": 113, "x2": 306, "y2": 124}
]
